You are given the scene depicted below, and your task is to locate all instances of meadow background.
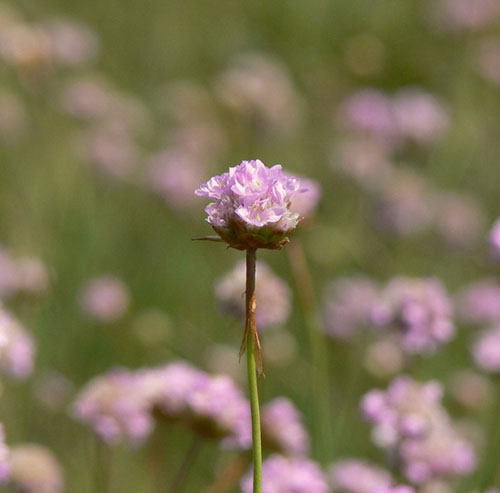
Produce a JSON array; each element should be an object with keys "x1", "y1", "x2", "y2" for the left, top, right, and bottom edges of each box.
[{"x1": 1, "y1": 0, "x2": 500, "y2": 491}]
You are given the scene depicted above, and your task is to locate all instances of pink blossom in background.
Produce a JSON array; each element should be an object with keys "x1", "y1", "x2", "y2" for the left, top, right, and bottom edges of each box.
[
  {"x1": 261, "y1": 397, "x2": 309, "y2": 456},
  {"x1": 332, "y1": 137, "x2": 393, "y2": 190},
  {"x1": 433, "y1": 0, "x2": 500, "y2": 30},
  {"x1": 136, "y1": 362, "x2": 250, "y2": 448},
  {"x1": 0, "y1": 90, "x2": 28, "y2": 141},
  {"x1": 432, "y1": 192, "x2": 484, "y2": 249},
  {"x1": 40, "y1": 17, "x2": 98, "y2": 67},
  {"x1": 371, "y1": 277, "x2": 455, "y2": 354},
  {"x1": 392, "y1": 88, "x2": 449, "y2": 145},
  {"x1": 472, "y1": 325, "x2": 500, "y2": 373},
  {"x1": 0, "y1": 248, "x2": 49, "y2": 299},
  {"x1": 74, "y1": 124, "x2": 139, "y2": 179},
  {"x1": 0, "y1": 23, "x2": 51, "y2": 71},
  {"x1": 323, "y1": 277, "x2": 380, "y2": 340},
  {"x1": 15, "y1": 257, "x2": 50, "y2": 296},
  {"x1": 328, "y1": 459, "x2": 393, "y2": 493},
  {"x1": 455, "y1": 279, "x2": 500, "y2": 326},
  {"x1": 361, "y1": 376, "x2": 476, "y2": 484},
  {"x1": 370, "y1": 171, "x2": 434, "y2": 237},
  {"x1": 160, "y1": 80, "x2": 227, "y2": 158},
  {"x1": 475, "y1": 37, "x2": 500, "y2": 87},
  {"x1": 374, "y1": 487, "x2": 415, "y2": 493},
  {"x1": 72, "y1": 369, "x2": 154, "y2": 444},
  {"x1": 399, "y1": 420, "x2": 476, "y2": 485},
  {"x1": 61, "y1": 75, "x2": 115, "y2": 121},
  {"x1": 148, "y1": 149, "x2": 206, "y2": 210},
  {"x1": 241, "y1": 454, "x2": 329, "y2": 493},
  {"x1": 488, "y1": 217, "x2": 500, "y2": 260},
  {"x1": 0, "y1": 248, "x2": 19, "y2": 299},
  {"x1": 215, "y1": 53, "x2": 304, "y2": 135},
  {"x1": 364, "y1": 337, "x2": 405, "y2": 378},
  {"x1": 78, "y1": 275, "x2": 130, "y2": 323},
  {"x1": 215, "y1": 260, "x2": 291, "y2": 329},
  {"x1": 0, "y1": 305, "x2": 35, "y2": 379},
  {"x1": 449, "y1": 370, "x2": 493, "y2": 411},
  {"x1": 33, "y1": 371, "x2": 74, "y2": 413},
  {"x1": 339, "y1": 89, "x2": 397, "y2": 141},
  {"x1": 8, "y1": 444, "x2": 63, "y2": 493},
  {"x1": 288, "y1": 174, "x2": 322, "y2": 222},
  {"x1": 361, "y1": 376, "x2": 445, "y2": 446},
  {"x1": 0, "y1": 424, "x2": 8, "y2": 483}
]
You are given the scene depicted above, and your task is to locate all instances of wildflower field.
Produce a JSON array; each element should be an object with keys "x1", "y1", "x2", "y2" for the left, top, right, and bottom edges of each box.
[{"x1": 1, "y1": 0, "x2": 500, "y2": 491}]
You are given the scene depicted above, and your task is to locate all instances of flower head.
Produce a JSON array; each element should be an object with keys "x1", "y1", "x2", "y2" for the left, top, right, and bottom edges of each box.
[
  {"x1": 371, "y1": 277, "x2": 455, "y2": 354},
  {"x1": 195, "y1": 160, "x2": 304, "y2": 249}
]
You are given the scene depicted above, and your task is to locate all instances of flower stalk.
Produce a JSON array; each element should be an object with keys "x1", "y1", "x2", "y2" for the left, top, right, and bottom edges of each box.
[{"x1": 245, "y1": 247, "x2": 263, "y2": 493}]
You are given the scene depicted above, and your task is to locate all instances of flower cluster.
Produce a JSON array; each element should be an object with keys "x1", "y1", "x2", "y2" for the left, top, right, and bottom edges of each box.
[
  {"x1": 371, "y1": 277, "x2": 455, "y2": 354},
  {"x1": 73, "y1": 360, "x2": 313, "y2": 456},
  {"x1": 240, "y1": 454, "x2": 329, "y2": 493},
  {"x1": 0, "y1": 305, "x2": 35, "y2": 379},
  {"x1": 215, "y1": 260, "x2": 291, "y2": 329},
  {"x1": 195, "y1": 160, "x2": 304, "y2": 249},
  {"x1": 361, "y1": 376, "x2": 476, "y2": 485},
  {"x1": 72, "y1": 368, "x2": 154, "y2": 444}
]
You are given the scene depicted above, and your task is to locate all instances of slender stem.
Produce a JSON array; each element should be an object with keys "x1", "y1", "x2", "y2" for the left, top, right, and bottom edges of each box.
[
  {"x1": 246, "y1": 248, "x2": 263, "y2": 493},
  {"x1": 168, "y1": 435, "x2": 202, "y2": 493},
  {"x1": 479, "y1": 377, "x2": 500, "y2": 489},
  {"x1": 94, "y1": 436, "x2": 112, "y2": 493},
  {"x1": 286, "y1": 240, "x2": 332, "y2": 459},
  {"x1": 206, "y1": 454, "x2": 250, "y2": 493}
]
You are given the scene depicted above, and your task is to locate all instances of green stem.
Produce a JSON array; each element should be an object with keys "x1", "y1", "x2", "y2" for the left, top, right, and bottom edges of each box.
[
  {"x1": 479, "y1": 378, "x2": 500, "y2": 489},
  {"x1": 246, "y1": 248, "x2": 262, "y2": 493},
  {"x1": 94, "y1": 436, "x2": 112, "y2": 493},
  {"x1": 168, "y1": 435, "x2": 202, "y2": 493},
  {"x1": 286, "y1": 240, "x2": 332, "y2": 459}
]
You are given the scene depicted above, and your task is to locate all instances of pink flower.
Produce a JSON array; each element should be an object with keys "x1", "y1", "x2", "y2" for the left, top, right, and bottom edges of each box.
[{"x1": 195, "y1": 160, "x2": 304, "y2": 249}]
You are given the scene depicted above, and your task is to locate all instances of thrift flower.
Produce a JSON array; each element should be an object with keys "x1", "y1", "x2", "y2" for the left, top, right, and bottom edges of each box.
[
  {"x1": 72, "y1": 368, "x2": 153, "y2": 444},
  {"x1": 195, "y1": 159, "x2": 304, "y2": 250},
  {"x1": 371, "y1": 277, "x2": 455, "y2": 354},
  {"x1": 361, "y1": 376, "x2": 476, "y2": 484}
]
